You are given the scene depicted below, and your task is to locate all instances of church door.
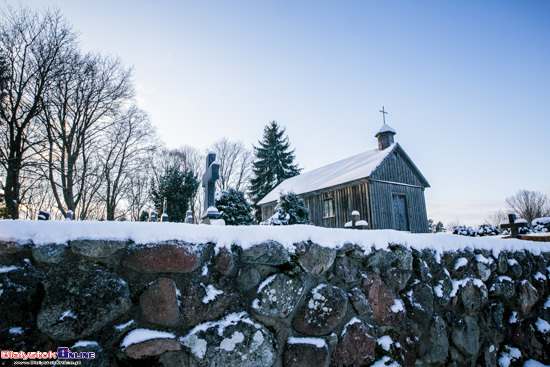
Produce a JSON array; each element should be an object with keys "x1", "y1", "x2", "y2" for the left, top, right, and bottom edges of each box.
[{"x1": 392, "y1": 194, "x2": 409, "y2": 231}]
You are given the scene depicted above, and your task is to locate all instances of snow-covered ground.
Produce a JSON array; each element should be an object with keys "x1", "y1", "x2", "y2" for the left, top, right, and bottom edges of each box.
[{"x1": 0, "y1": 220, "x2": 549, "y2": 257}]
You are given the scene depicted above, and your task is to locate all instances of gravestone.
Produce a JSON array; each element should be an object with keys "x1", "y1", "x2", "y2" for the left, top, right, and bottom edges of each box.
[
  {"x1": 38, "y1": 210, "x2": 51, "y2": 221},
  {"x1": 201, "y1": 152, "x2": 220, "y2": 222},
  {"x1": 185, "y1": 210, "x2": 193, "y2": 224},
  {"x1": 344, "y1": 210, "x2": 368, "y2": 230},
  {"x1": 161, "y1": 197, "x2": 169, "y2": 222},
  {"x1": 150, "y1": 210, "x2": 158, "y2": 222},
  {"x1": 500, "y1": 212, "x2": 528, "y2": 238}
]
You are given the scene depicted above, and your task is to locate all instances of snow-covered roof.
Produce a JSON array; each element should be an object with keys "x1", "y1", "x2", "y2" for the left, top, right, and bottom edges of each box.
[
  {"x1": 375, "y1": 124, "x2": 396, "y2": 136},
  {"x1": 257, "y1": 144, "x2": 397, "y2": 205}
]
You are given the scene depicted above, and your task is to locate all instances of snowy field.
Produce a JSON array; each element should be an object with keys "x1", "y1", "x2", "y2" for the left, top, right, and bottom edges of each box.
[{"x1": 0, "y1": 220, "x2": 548, "y2": 257}]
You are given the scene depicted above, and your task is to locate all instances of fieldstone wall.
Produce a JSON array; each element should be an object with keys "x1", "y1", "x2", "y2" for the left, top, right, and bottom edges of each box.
[{"x1": 1, "y1": 238, "x2": 549, "y2": 366}]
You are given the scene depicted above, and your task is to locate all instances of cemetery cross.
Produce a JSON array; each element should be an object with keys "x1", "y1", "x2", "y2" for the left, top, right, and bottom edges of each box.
[
  {"x1": 499, "y1": 212, "x2": 527, "y2": 238},
  {"x1": 201, "y1": 152, "x2": 220, "y2": 221}
]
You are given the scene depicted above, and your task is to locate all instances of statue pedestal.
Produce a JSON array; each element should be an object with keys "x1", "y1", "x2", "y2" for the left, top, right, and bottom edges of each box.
[{"x1": 201, "y1": 206, "x2": 221, "y2": 225}]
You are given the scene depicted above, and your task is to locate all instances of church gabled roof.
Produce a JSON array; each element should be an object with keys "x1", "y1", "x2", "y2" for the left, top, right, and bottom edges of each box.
[{"x1": 258, "y1": 143, "x2": 398, "y2": 205}]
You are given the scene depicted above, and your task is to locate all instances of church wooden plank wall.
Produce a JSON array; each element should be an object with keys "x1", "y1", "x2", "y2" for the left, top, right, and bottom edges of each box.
[
  {"x1": 301, "y1": 181, "x2": 370, "y2": 228},
  {"x1": 260, "y1": 180, "x2": 371, "y2": 228},
  {"x1": 368, "y1": 181, "x2": 429, "y2": 233},
  {"x1": 369, "y1": 147, "x2": 426, "y2": 187}
]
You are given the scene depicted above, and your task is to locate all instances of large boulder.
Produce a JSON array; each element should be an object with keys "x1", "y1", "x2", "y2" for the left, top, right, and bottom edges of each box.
[
  {"x1": 421, "y1": 315, "x2": 449, "y2": 364},
  {"x1": 140, "y1": 277, "x2": 180, "y2": 327},
  {"x1": 362, "y1": 273, "x2": 405, "y2": 326},
  {"x1": 293, "y1": 284, "x2": 348, "y2": 336},
  {"x1": 70, "y1": 239, "x2": 128, "y2": 258},
  {"x1": 450, "y1": 316, "x2": 480, "y2": 357},
  {"x1": 299, "y1": 243, "x2": 336, "y2": 277},
  {"x1": 331, "y1": 319, "x2": 376, "y2": 366},
  {"x1": 37, "y1": 267, "x2": 131, "y2": 340},
  {"x1": 252, "y1": 274, "x2": 306, "y2": 318},
  {"x1": 31, "y1": 244, "x2": 68, "y2": 264},
  {"x1": 241, "y1": 241, "x2": 290, "y2": 266},
  {"x1": 122, "y1": 242, "x2": 201, "y2": 273},
  {"x1": 180, "y1": 281, "x2": 240, "y2": 327},
  {"x1": 182, "y1": 312, "x2": 276, "y2": 367}
]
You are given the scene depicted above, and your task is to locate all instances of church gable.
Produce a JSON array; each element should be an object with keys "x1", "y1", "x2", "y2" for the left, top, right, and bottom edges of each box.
[{"x1": 370, "y1": 144, "x2": 430, "y2": 188}]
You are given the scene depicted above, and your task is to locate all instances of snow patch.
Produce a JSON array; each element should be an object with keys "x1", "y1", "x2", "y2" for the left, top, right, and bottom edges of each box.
[
  {"x1": 509, "y1": 312, "x2": 518, "y2": 324},
  {"x1": 9, "y1": 327, "x2": 23, "y2": 335},
  {"x1": 71, "y1": 341, "x2": 99, "y2": 348},
  {"x1": 287, "y1": 337, "x2": 327, "y2": 348},
  {"x1": 114, "y1": 320, "x2": 135, "y2": 331},
  {"x1": 341, "y1": 317, "x2": 363, "y2": 336},
  {"x1": 390, "y1": 299, "x2": 404, "y2": 313},
  {"x1": 257, "y1": 274, "x2": 277, "y2": 294},
  {"x1": 0, "y1": 266, "x2": 19, "y2": 273},
  {"x1": 202, "y1": 284, "x2": 223, "y2": 304},
  {"x1": 434, "y1": 283, "x2": 444, "y2": 298},
  {"x1": 475, "y1": 254, "x2": 489, "y2": 264},
  {"x1": 59, "y1": 310, "x2": 76, "y2": 321},
  {"x1": 498, "y1": 346, "x2": 521, "y2": 367},
  {"x1": 534, "y1": 272, "x2": 546, "y2": 281},
  {"x1": 120, "y1": 329, "x2": 175, "y2": 348},
  {"x1": 377, "y1": 335, "x2": 393, "y2": 351},
  {"x1": 535, "y1": 318, "x2": 550, "y2": 334},
  {"x1": 454, "y1": 257, "x2": 468, "y2": 270},
  {"x1": 1, "y1": 221, "x2": 549, "y2": 259}
]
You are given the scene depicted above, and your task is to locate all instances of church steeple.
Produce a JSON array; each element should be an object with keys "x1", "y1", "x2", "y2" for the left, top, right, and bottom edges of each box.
[{"x1": 375, "y1": 106, "x2": 396, "y2": 150}]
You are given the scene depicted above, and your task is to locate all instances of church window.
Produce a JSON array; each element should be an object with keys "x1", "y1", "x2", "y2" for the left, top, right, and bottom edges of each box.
[{"x1": 323, "y1": 199, "x2": 335, "y2": 218}]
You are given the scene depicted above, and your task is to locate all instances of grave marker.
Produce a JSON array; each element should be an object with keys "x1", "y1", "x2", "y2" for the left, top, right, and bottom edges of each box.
[
  {"x1": 161, "y1": 197, "x2": 169, "y2": 222},
  {"x1": 201, "y1": 152, "x2": 220, "y2": 222},
  {"x1": 499, "y1": 212, "x2": 528, "y2": 238}
]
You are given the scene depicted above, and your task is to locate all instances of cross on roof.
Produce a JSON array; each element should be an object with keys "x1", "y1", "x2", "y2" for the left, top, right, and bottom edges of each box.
[{"x1": 379, "y1": 106, "x2": 388, "y2": 124}]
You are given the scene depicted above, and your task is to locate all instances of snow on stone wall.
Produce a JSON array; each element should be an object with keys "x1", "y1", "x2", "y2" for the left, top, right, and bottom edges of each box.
[{"x1": 0, "y1": 221, "x2": 549, "y2": 366}]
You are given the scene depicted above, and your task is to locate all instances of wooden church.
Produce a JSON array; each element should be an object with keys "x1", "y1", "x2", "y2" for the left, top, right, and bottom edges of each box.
[{"x1": 257, "y1": 111, "x2": 430, "y2": 233}]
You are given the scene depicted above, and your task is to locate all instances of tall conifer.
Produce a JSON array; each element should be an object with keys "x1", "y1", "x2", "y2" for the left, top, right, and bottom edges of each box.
[{"x1": 249, "y1": 121, "x2": 301, "y2": 221}]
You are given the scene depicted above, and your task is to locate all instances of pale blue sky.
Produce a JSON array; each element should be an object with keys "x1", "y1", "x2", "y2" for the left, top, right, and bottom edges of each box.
[{"x1": 10, "y1": 0, "x2": 550, "y2": 225}]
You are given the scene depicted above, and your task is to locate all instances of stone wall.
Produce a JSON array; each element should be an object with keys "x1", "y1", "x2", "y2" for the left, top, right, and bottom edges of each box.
[{"x1": 1, "y1": 238, "x2": 549, "y2": 366}]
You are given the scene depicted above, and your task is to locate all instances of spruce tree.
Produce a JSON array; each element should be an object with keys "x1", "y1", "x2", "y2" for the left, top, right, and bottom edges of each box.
[
  {"x1": 215, "y1": 188, "x2": 254, "y2": 225},
  {"x1": 274, "y1": 192, "x2": 309, "y2": 225},
  {"x1": 249, "y1": 121, "x2": 301, "y2": 221},
  {"x1": 149, "y1": 166, "x2": 199, "y2": 222}
]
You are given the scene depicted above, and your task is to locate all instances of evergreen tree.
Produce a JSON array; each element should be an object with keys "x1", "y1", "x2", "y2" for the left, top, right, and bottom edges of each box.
[
  {"x1": 249, "y1": 121, "x2": 301, "y2": 221},
  {"x1": 139, "y1": 210, "x2": 149, "y2": 222},
  {"x1": 264, "y1": 192, "x2": 309, "y2": 225},
  {"x1": 150, "y1": 166, "x2": 199, "y2": 222},
  {"x1": 215, "y1": 188, "x2": 254, "y2": 225}
]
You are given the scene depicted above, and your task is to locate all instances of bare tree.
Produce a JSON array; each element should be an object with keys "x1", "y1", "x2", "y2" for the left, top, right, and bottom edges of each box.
[
  {"x1": 207, "y1": 137, "x2": 253, "y2": 192},
  {"x1": 41, "y1": 50, "x2": 133, "y2": 219},
  {"x1": 0, "y1": 6, "x2": 76, "y2": 218},
  {"x1": 98, "y1": 106, "x2": 158, "y2": 220},
  {"x1": 506, "y1": 190, "x2": 550, "y2": 225}
]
